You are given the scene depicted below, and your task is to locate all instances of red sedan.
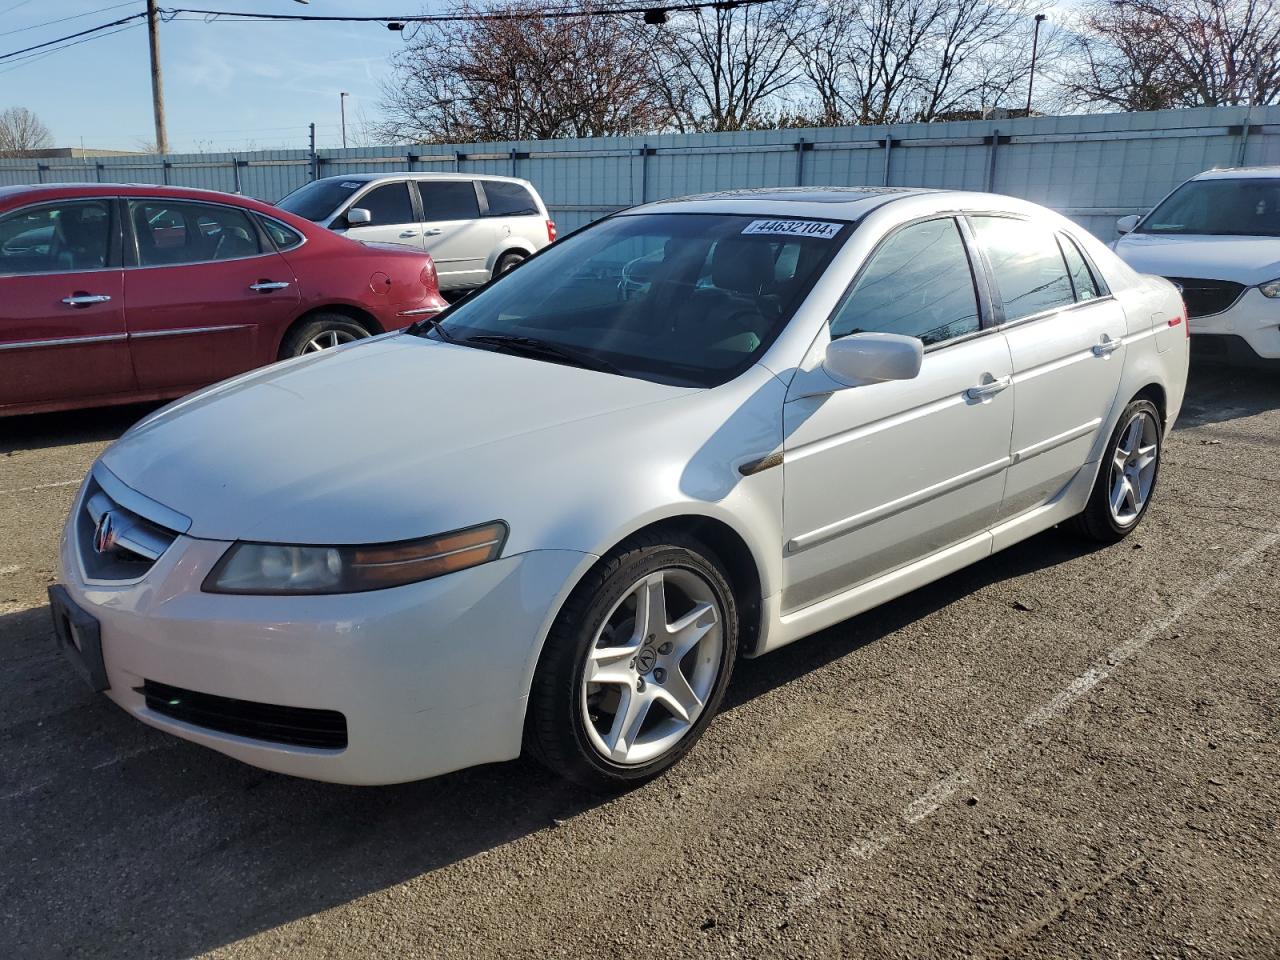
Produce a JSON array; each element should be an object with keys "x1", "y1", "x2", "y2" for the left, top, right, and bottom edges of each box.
[{"x1": 0, "y1": 183, "x2": 447, "y2": 417}]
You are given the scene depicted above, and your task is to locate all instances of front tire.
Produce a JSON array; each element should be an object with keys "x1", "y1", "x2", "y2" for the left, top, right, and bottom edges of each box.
[
  {"x1": 525, "y1": 533, "x2": 738, "y2": 791},
  {"x1": 1070, "y1": 397, "x2": 1163, "y2": 542}
]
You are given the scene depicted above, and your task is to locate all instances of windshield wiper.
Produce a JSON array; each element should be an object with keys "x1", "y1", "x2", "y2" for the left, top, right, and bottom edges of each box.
[
  {"x1": 461, "y1": 334, "x2": 622, "y2": 375},
  {"x1": 409, "y1": 315, "x2": 457, "y2": 341}
]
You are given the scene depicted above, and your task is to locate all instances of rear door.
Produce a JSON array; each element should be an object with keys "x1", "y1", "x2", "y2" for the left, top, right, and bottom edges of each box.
[
  {"x1": 479, "y1": 179, "x2": 547, "y2": 270},
  {"x1": 0, "y1": 197, "x2": 133, "y2": 410},
  {"x1": 123, "y1": 197, "x2": 301, "y2": 391},
  {"x1": 341, "y1": 180, "x2": 425, "y2": 250},
  {"x1": 968, "y1": 215, "x2": 1127, "y2": 519},
  {"x1": 414, "y1": 179, "x2": 493, "y2": 289}
]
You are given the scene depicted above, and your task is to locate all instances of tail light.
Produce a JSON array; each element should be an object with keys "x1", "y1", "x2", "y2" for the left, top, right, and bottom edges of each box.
[
  {"x1": 420, "y1": 257, "x2": 438, "y2": 291},
  {"x1": 546, "y1": 219, "x2": 557, "y2": 243}
]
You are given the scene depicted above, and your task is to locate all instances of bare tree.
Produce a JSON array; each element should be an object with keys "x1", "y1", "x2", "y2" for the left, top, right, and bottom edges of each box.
[
  {"x1": 1064, "y1": 0, "x2": 1280, "y2": 110},
  {"x1": 378, "y1": 2, "x2": 675, "y2": 142},
  {"x1": 0, "y1": 107, "x2": 53, "y2": 157}
]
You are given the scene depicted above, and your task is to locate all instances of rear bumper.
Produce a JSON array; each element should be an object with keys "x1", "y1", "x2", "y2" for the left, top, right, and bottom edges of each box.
[{"x1": 1188, "y1": 289, "x2": 1280, "y2": 360}]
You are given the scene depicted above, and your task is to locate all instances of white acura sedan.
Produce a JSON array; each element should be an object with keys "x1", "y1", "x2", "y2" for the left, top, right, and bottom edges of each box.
[{"x1": 53, "y1": 187, "x2": 1189, "y2": 789}]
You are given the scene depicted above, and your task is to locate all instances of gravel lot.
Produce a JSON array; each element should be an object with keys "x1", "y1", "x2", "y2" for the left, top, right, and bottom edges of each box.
[{"x1": 1, "y1": 360, "x2": 1277, "y2": 959}]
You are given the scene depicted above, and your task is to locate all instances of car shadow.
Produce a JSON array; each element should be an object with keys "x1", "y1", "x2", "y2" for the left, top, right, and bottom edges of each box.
[
  {"x1": 0, "y1": 402, "x2": 159, "y2": 456},
  {"x1": 0, "y1": 524, "x2": 1101, "y2": 960},
  {"x1": 1176, "y1": 359, "x2": 1280, "y2": 431}
]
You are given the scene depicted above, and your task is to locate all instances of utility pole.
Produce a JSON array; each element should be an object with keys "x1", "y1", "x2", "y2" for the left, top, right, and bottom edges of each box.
[
  {"x1": 146, "y1": 0, "x2": 169, "y2": 154},
  {"x1": 340, "y1": 92, "x2": 349, "y2": 149},
  {"x1": 1025, "y1": 13, "x2": 1047, "y2": 117}
]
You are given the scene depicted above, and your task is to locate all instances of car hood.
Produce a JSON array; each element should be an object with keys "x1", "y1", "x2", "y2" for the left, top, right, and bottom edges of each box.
[
  {"x1": 1113, "y1": 232, "x2": 1280, "y2": 286},
  {"x1": 101, "y1": 334, "x2": 697, "y2": 544}
]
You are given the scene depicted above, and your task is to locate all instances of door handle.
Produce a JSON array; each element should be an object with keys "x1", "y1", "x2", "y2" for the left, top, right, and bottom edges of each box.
[
  {"x1": 399, "y1": 230, "x2": 419, "y2": 238},
  {"x1": 249, "y1": 281, "x2": 291, "y2": 292},
  {"x1": 61, "y1": 294, "x2": 112, "y2": 307},
  {"x1": 965, "y1": 375, "x2": 1012, "y2": 401},
  {"x1": 423, "y1": 228, "x2": 443, "y2": 236},
  {"x1": 1092, "y1": 335, "x2": 1122, "y2": 357}
]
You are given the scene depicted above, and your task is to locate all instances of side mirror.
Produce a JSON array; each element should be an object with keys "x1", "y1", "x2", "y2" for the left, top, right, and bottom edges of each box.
[
  {"x1": 823, "y1": 332, "x2": 923, "y2": 386},
  {"x1": 1115, "y1": 214, "x2": 1140, "y2": 235},
  {"x1": 346, "y1": 207, "x2": 372, "y2": 226}
]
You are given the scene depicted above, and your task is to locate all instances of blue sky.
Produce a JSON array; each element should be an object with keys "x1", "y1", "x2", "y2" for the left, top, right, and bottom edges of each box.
[{"x1": 0, "y1": 1, "x2": 412, "y2": 152}]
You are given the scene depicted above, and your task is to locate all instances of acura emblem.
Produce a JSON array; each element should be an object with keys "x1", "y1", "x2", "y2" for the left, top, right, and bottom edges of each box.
[{"x1": 93, "y1": 511, "x2": 117, "y2": 555}]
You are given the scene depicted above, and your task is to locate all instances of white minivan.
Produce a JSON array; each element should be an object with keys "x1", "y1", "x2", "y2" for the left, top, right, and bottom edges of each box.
[{"x1": 277, "y1": 173, "x2": 555, "y2": 291}]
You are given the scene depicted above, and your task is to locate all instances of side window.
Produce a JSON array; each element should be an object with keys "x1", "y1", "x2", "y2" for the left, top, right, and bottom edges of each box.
[
  {"x1": 352, "y1": 182, "x2": 414, "y2": 226},
  {"x1": 829, "y1": 217, "x2": 980, "y2": 346},
  {"x1": 1059, "y1": 233, "x2": 1102, "y2": 302},
  {"x1": 481, "y1": 180, "x2": 539, "y2": 217},
  {"x1": 419, "y1": 181, "x2": 480, "y2": 221},
  {"x1": 971, "y1": 216, "x2": 1075, "y2": 321},
  {"x1": 130, "y1": 200, "x2": 260, "y2": 266},
  {"x1": 259, "y1": 217, "x2": 304, "y2": 251},
  {"x1": 0, "y1": 200, "x2": 112, "y2": 275}
]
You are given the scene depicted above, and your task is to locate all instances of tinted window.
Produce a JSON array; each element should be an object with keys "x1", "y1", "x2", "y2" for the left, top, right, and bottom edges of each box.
[
  {"x1": 130, "y1": 200, "x2": 260, "y2": 266},
  {"x1": 482, "y1": 180, "x2": 539, "y2": 217},
  {"x1": 276, "y1": 179, "x2": 362, "y2": 222},
  {"x1": 971, "y1": 216, "x2": 1074, "y2": 322},
  {"x1": 354, "y1": 182, "x2": 414, "y2": 226},
  {"x1": 0, "y1": 200, "x2": 111, "y2": 275},
  {"x1": 829, "y1": 217, "x2": 979, "y2": 346},
  {"x1": 260, "y1": 217, "x2": 304, "y2": 250},
  {"x1": 1059, "y1": 234, "x2": 1100, "y2": 301},
  {"x1": 419, "y1": 181, "x2": 480, "y2": 221},
  {"x1": 430, "y1": 213, "x2": 848, "y2": 388},
  {"x1": 1138, "y1": 177, "x2": 1280, "y2": 237}
]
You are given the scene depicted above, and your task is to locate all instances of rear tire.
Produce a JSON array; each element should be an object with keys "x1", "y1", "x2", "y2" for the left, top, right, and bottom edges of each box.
[
  {"x1": 494, "y1": 251, "x2": 526, "y2": 277},
  {"x1": 1069, "y1": 397, "x2": 1163, "y2": 543},
  {"x1": 525, "y1": 532, "x2": 738, "y2": 792},
  {"x1": 279, "y1": 313, "x2": 372, "y2": 360}
]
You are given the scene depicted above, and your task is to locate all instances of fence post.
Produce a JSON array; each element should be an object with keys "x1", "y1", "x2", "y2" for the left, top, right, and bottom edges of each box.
[
  {"x1": 309, "y1": 123, "x2": 319, "y2": 181},
  {"x1": 795, "y1": 136, "x2": 808, "y2": 186},
  {"x1": 36, "y1": 162, "x2": 46, "y2": 183},
  {"x1": 1237, "y1": 114, "x2": 1253, "y2": 166},
  {"x1": 510, "y1": 148, "x2": 518, "y2": 177},
  {"x1": 984, "y1": 128, "x2": 1001, "y2": 192},
  {"x1": 94, "y1": 162, "x2": 104, "y2": 183},
  {"x1": 882, "y1": 134, "x2": 893, "y2": 186},
  {"x1": 639, "y1": 143, "x2": 650, "y2": 203},
  {"x1": 232, "y1": 157, "x2": 242, "y2": 194}
]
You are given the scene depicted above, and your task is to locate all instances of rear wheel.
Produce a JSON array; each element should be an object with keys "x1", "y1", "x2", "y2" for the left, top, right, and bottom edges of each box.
[
  {"x1": 1069, "y1": 398, "x2": 1163, "y2": 542},
  {"x1": 525, "y1": 533, "x2": 738, "y2": 791},
  {"x1": 279, "y1": 313, "x2": 372, "y2": 359},
  {"x1": 494, "y1": 251, "x2": 526, "y2": 277}
]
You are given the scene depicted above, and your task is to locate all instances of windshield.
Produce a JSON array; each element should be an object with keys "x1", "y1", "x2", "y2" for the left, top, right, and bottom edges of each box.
[
  {"x1": 276, "y1": 179, "x2": 364, "y2": 222},
  {"x1": 1138, "y1": 178, "x2": 1280, "y2": 237},
  {"x1": 424, "y1": 212, "x2": 850, "y2": 387}
]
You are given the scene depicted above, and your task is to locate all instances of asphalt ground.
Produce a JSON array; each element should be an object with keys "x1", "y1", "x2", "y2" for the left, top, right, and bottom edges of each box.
[{"x1": 1, "y1": 359, "x2": 1277, "y2": 959}]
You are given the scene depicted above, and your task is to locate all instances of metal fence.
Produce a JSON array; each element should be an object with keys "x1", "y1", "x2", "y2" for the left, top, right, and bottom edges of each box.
[{"x1": 2, "y1": 105, "x2": 1278, "y2": 239}]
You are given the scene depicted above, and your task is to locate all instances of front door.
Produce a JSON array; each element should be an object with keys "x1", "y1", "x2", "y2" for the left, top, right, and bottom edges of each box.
[
  {"x1": 968, "y1": 217, "x2": 1127, "y2": 518},
  {"x1": 781, "y1": 217, "x2": 1014, "y2": 613},
  {"x1": 0, "y1": 198, "x2": 133, "y2": 411},
  {"x1": 124, "y1": 197, "x2": 300, "y2": 391},
  {"x1": 415, "y1": 179, "x2": 493, "y2": 289},
  {"x1": 341, "y1": 180, "x2": 425, "y2": 250}
]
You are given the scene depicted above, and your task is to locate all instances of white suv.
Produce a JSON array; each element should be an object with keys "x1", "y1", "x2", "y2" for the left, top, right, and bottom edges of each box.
[
  {"x1": 277, "y1": 173, "x2": 555, "y2": 291},
  {"x1": 1112, "y1": 166, "x2": 1280, "y2": 364}
]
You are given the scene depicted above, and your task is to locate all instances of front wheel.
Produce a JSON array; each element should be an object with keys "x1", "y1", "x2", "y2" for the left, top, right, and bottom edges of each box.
[
  {"x1": 1070, "y1": 397, "x2": 1163, "y2": 542},
  {"x1": 525, "y1": 534, "x2": 738, "y2": 791}
]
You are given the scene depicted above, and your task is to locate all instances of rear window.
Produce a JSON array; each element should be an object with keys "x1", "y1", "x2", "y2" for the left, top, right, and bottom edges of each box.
[
  {"x1": 277, "y1": 179, "x2": 362, "y2": 222},
  {"x1": 260, "y1": 216, "x2": 304, "y2": 251},
  {"x1": 481, "y1": 180, "x2": 539, "y2": 217},
  {"x1": 419, "y1": 181, "x2": 481, "y2": 221}
]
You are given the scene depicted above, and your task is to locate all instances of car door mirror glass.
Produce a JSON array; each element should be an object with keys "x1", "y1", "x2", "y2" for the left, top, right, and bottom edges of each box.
[
  {"x1": 823, "y1": 332, "x2": 923, "y2": 386},
  {"x1": 347, "y1": 207, "x2": 372, "y2": 226},
  {"x1": 1115, "y1": 214, "x2": 1140, "y2": 235}
]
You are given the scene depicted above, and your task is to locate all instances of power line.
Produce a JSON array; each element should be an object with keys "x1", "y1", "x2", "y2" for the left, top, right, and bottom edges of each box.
[
  {"x1": 0, "y1": 0, "x2": 40, "y2": 18},
  {"x1": 0, "y1": 22, "x2": 143, "y2": 75},
  {"x1": 0, "y1": 1, "x2": 141, "y2": 40},
  {"x1": 0, "y1": 11, "x2": 147, "y2": 63},
  {"x1": 164, "y1": 1, "x2": 766, "y2": 26}
]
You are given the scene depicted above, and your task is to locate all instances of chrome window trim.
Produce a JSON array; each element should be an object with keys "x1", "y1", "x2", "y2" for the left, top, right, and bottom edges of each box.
[
  {"x1": 0, "y1": 332, "x2": 127, "y2": 352},
  {"x1": 256, "y1": 213, "x2": 309, "y2": 253},
  {"x1": 0, "y1": 265, "x2": 123, "y2": 279},
  {"x1": 124, "y1": 251, "x2": 278, "y2": 271},
  {"x1": 130, "y1": 324, "x2": 252, "y2": 340}
]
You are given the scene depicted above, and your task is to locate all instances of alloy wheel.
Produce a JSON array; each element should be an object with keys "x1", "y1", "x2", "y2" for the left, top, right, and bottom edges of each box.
[
  {"x1": 303, "y1": 329, "x2": 363, "y2": 353},
  {"x1": 580, "y1": 568, "x2": 724, "y2": 766},
  {"x1": 1108, "y1": 410, "x2": 1159, "y2": 526}
]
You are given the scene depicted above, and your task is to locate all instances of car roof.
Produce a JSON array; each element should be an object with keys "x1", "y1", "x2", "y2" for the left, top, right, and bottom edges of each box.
[
  {"x1": 627, "y1": 185, "x2": 943, "y2": 220},
  {"x1": 313, "y1": 172, "x2": 532, "y2": 185},
  {"x1": 1192, "y1": 166, "x2": 1280, "y2": 180}
]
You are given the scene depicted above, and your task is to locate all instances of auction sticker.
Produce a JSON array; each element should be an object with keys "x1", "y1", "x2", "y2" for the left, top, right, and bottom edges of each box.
[{"x1": 742, "y1": 219, "x2": 841, "y2": 239}]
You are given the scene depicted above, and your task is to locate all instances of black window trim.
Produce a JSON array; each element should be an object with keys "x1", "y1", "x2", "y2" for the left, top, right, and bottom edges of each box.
[
  {"x1": 122, "y1": 196, "x2": 275, "y2": 271},
  {"x1": 825, "y1": 212, "x2": 995, "y2": 356},
  {"x1": 477, "y1": 178, "x2": 540, "y2": 219},
  {"x1": 0, "y1": 195, "x2": 123, "y2": 278}
]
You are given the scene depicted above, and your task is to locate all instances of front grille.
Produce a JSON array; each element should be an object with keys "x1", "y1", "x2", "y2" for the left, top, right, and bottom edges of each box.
[
  {"x1": 1166, "y1": 277, "x2": 1246, "y2": 318},
  {"x1": 143, "y1": 680, "x2": 348, "y2": 750},
  {"x1": 76, "y1": 475, "x2": 178, "y2": 580}
]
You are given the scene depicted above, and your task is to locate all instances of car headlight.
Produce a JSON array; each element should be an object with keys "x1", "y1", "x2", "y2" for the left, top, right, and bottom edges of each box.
[
  {"x1": 203, "y1": 521, "x2": 508, "y2": 595},
  {"x1": 1259, "y1": 278, "x2": 1280, "y2": 299}
]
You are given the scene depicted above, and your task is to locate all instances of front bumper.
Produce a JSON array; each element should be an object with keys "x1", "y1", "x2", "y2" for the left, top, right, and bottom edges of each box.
[
  {"x1": 56, "y1": 502, "x2": 588, "y2": 785},
  {"x1": 1188, "y1": 288, "x2": 1280, "y2": 361}
]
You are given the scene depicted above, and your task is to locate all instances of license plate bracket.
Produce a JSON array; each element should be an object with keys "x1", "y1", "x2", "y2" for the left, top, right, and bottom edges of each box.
[{"x1": 48, "y1": 584, "x2": 109, "y2": 692}]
